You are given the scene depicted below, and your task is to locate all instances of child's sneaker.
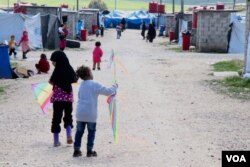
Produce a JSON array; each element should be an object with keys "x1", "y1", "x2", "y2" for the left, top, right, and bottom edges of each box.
[
  {"x1": 87, "y1": 150, "x2": 97, "y2": 157},
  {"x1": 97, "y1": 67, "x2": 100, "y2": 70},
  {"x1": 73, "y1": 150, "x2": 82, "y2": 157},
  {"x1": 67, "y1": 136, "x2": 73, "y2": 144}
]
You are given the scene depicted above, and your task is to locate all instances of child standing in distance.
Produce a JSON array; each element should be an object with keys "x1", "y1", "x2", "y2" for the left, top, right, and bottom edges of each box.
[
  {"x1": 35, "y1": 53, "x2": 50, "y2": 74},
  {"x1": 49, "y1": 50, "x2": 78, "y2": 147},
  {"x1": 100, "y1": 25, "x2": 104, "y2": 37},
  {"x1": 95, "y1": 27, "x2": 100, "y2": 37},
  {"x1": 92, "y1": 41, "x2": 103, "y2": 70},
  {"x1": 116, "y1": 24, "x2": 122, "y2": 39},
  {"x1": 8, "y1": 35, "x2": 17, "y2": 58},
  {"x1": 18, "y1": 31, "x2": 31, "y2": 59},
  {"x1": 73, "y1": 65, "x2": 117, "y2": 157}
]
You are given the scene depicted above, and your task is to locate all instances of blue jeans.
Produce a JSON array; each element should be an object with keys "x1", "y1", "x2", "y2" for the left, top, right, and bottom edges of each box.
[{"x1": 74, "y1": 121, "x2": 96, "y2": 151}]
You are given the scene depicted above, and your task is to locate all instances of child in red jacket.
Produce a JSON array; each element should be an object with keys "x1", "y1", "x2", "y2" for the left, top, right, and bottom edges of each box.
[
  {"x1": 92, "y1": 41, "x2": 103, "y2": 70},
  {"x1": 35, "y1": 53, "x2": 50, "y2": 74}
]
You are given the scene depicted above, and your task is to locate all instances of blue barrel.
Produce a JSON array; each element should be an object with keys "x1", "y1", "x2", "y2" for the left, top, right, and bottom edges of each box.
[{"x1": 159, "y1": 25, "x2": 165, "y2": 36}]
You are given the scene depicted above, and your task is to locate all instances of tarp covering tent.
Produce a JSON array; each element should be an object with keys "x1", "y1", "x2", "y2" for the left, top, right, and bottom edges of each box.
[
  {"x1": 228, "y1": 14, "x2": 245, "y2": 54},
  {"x1": 0, "y1": 13, "x2": 42, "y2": 49},
  {"x1": 0, "y1": 45, "x2": 12, "y2": 79},
  {"x1": 41, "y1": 14, "x2": 60, "y2": 49},
  {"x1": 101, "y1": 10, "x2": 156, "y2": 29}
]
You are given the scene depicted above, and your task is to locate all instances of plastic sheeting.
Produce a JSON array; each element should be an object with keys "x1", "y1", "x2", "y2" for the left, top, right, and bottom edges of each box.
[
  {"x1": 0, "y1": 45, "x2": 12, "y2": 79},
  {"x1": 23, "y1": 14, "x2": 43, "y2": 49},
  {"x1": 178, "y1": 20, "x2": 188, "y2": 46},
  {"x1": 228, "y1": 13, "x2": 245, "y2": 54},
  {"x1": 0, "y1": 13, "x2": 42, "y2": 49},
  {"x1": 243, "y1": 33, "x2": 250, "y2": 78},
  {"x1": 101, "y1": 10, "x2": 156, "y2": 29}
]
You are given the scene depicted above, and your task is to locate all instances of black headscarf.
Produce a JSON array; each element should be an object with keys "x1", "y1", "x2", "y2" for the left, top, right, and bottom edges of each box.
[{"x1": 49, "y1": 51, "x2": 77, "y2": 93}]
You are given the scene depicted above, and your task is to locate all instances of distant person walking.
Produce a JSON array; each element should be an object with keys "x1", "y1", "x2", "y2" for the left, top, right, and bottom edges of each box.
[
  {"x1": 141, "y1": 21, "x2": 147, "y2": 40},
  {"x1": 147, "y1": 24, "x2": 156, "y2": 43},
  {"x1": 18, "y1": 31, "x2": 31, "y2": 59},
  {"x1": 120, "y1": 18, "x2": 126, "y2": 31},
  {"x1": 100, "y1": 25, "x2": 104, "y2": 37},
  {"x1": 116, "y1": 24, "x2": 122, "y2": 39}
]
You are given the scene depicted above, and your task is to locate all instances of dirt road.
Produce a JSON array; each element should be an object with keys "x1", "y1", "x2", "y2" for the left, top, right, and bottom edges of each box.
[{"x1": 0, "y1": 29, "x2": 249, "y2": 167}]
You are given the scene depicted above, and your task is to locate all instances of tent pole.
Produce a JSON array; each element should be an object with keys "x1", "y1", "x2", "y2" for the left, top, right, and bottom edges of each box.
[
  {"x1": 180, "y1": 0, "x2": 184, "y2": 13},
  {"x1": 233, "y1": 0, "x2": 236, "y2": 10},
  {"x1": 7, "y1": 0, "x2": 9, "y2": 13},
  {"x1": 76, "y1": 0, "x2": 79, "y2": 11},
  {"x1": 172, "y1": 0, "x2": 175, "y2": 14}
]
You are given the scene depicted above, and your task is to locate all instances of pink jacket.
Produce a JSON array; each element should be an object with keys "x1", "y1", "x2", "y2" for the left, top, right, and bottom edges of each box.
[{"x1": 93, "y1": 47, "x2": 103, "y2": 63}]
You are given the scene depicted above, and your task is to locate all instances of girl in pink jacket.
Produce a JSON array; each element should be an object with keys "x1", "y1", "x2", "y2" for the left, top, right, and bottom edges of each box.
[
  {"x1": 18, "y1": 31, "x2": 31, "y2": 59},
  {"x1": 92, "y1": 41, "x2": 103, "y2": 70}
]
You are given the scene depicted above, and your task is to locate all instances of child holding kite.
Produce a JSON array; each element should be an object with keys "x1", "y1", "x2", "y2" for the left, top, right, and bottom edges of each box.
[
  {"x1": 73, "y1": 65, "x2": 117, "y2": 157},
  {"x1": 92, "y1": 41, "x2": 103, "y2": 70},
  {"x1": 49, "y1": 50, "x2": 78, "y2": 147}
]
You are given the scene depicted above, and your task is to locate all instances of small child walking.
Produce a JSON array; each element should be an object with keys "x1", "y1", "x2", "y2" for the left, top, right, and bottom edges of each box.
[
  {"x1": 18, "y1": 31, "x2": 31, "y2": 59},
  {"x1": 92, "y1": 41, "x2": 103, "y2": 70},
  {"x1": 73, "y1": 65, "x2": 117, "y2": 157},
  {"x1": 49, "y1": 50, "x2": 78, "y2": 147},
  {"x1": 116, "y1": 24, "x2": 122, "y2": 39},
  {"x1": 35, "y1": 53, "x2": 50, "y2": 74},
  {"x1": 8, "y1": 35, "x2": 17, "y2": 58}
]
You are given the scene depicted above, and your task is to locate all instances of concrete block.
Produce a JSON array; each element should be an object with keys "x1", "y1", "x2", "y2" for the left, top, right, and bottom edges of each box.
[{"x1": 213, "y1": 71, "x2": 239, "y2": 77}]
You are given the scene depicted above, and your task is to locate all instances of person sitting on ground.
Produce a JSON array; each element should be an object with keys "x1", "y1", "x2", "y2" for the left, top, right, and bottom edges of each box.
[{"x1": 35, "y1": 53, "x2": 50, "y2": 74}]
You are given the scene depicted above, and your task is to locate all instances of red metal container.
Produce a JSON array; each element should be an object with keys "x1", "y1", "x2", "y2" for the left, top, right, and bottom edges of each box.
[
  {"x1": 216, "y1": 3, "x2": 224, "y2": 10},
  {"x1": 158, "y1": 3, "x2": 165, "y2": 13},
  {"x1": 182, "y1": 33, "x2": 191, "y2": 50},
  {"x1": 81, "y1": 29, "x2": 88, "y2": 41},
  {"x1": 92, "y1": 25, "x2": 98, "y2": 34},
  {"x1": 192, "y1": 10, "x2": 198, "y2": 29},
  {"x1": 13, "y1": 4, "x2": 27, "y2": 14},
  {"x1": 169, "y1": 31, "x2": 175, "y2": 42},
  {"x1": 149, "y1": 1, "x2": 158, "y2": 13}
]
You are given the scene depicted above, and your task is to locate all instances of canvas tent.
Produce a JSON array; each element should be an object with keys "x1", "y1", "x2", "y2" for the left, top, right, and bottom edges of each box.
[
  {"x1": 0, "y1": 13, "x2": 42, "y2": 49},
  {"x1": 0, "y1": 13, "x2": 60, "y2": 50},
  {"x1": 40, "y1": 14, "x2": 60, "y2": 49},
  {"x1": 102, "y1": 10, "x2": 156, "y2": 29},
  {"x1": 228, "y1": 14, "x2": 245, "y2": 53},
  {"x1": 0, "y1": 45, "x2": 12, "y2": 79}
]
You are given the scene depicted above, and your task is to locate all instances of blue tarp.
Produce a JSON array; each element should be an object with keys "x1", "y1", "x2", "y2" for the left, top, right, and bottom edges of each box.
[
  {"x1": 0, "y1": 45, "x2": 12, "y2": 79},
  {"x1": 101, "y1": 10, "x2": 157, "y2": 29}
]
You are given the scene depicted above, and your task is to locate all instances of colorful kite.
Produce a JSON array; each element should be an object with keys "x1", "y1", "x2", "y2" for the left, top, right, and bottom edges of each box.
[
  {"x1": 31, "y1": 82, "x2": 53, "y2": 114},
  {"x1": 107, "y1": 49, "x2": 118, "y2": 143},
  {"x1": 107, "y1": 94, "x2": 118, "y2": 143}
]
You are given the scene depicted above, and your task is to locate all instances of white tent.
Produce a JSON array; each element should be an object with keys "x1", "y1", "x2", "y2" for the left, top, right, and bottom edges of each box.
[
  {"x1": 0, "y1": 13, "x2": 42, "y2": 49},
  {"x1": 228, "y1": 13, "x2": 245, "y2": 54}
]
